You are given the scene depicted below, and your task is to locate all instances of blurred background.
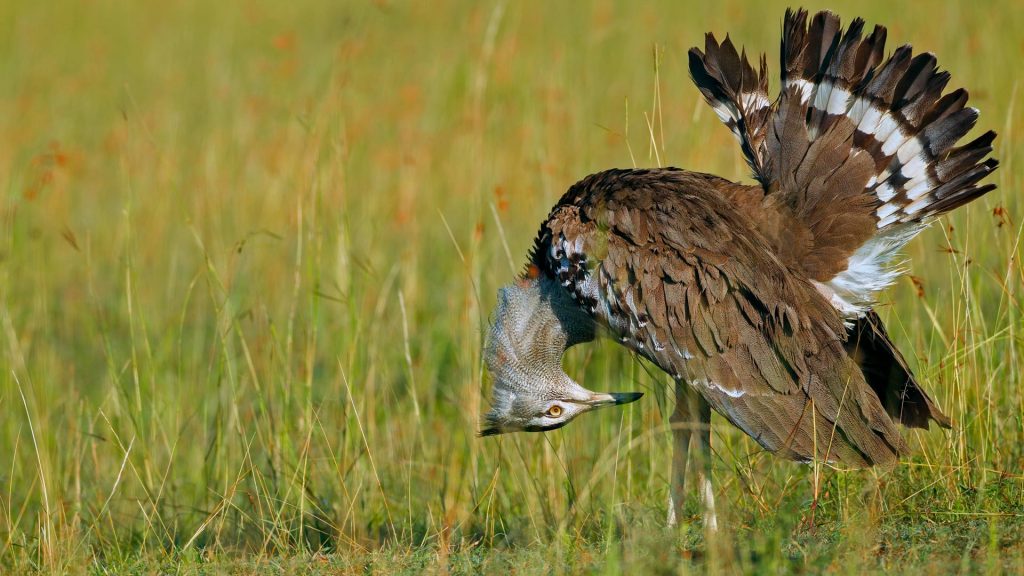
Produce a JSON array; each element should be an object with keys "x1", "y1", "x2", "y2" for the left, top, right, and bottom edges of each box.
[{"x1": 1, "y1": 0, "x2": 1021, "y2": 572}]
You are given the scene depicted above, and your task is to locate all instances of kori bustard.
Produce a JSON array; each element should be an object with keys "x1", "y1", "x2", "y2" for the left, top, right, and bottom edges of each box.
[{"x1": 479, "y1": 8, "x2": 997, "y2": 528}]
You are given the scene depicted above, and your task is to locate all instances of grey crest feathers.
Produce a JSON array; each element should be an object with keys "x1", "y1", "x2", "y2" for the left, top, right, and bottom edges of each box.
[
  {"x1": 480, "y1": 277, "x2": 641, "y2": 436},
  {"x1": 480, "y1": 277, "x2": 592, "y2": 436}
]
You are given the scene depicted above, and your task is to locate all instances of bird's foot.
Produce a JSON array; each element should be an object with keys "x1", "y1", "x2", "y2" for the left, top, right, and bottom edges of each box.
[
  {"x1": 797, "y1": 495, "x2": 820, "y2": 533},
  {"x1": 703, "y1": 510, "x2": 719, "y2": 532},
  {"x1": 667, "y1": 494, "x2": 717, "y2": 531},
  {"x1": 701, "y1": 473, "x2": 718, "y2": 532}
]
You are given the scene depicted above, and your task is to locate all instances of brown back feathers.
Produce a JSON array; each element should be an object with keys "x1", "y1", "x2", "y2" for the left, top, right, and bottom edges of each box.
[{"x1": 533, "y1": 170, "x2": 909, "y2": 467}]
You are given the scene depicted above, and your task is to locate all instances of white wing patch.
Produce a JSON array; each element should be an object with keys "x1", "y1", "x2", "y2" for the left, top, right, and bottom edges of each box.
[
  {"x1": 694, "y1": 378, "x2": 746, "y2": 398},
  {"x1": 818, "y1": 222, "x2": 927, "y2": 317}
]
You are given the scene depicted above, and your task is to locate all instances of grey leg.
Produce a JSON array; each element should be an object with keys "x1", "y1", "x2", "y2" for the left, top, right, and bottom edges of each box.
[
  {"x1": 667, "y1": 380, "x2": 693, "y2": 527},
  {"x1": 694, "y1": 396, "x2": 717, "y2": 531},
  {"x1": 667, "y1": 381, "x2": 717, "y2": 530}
]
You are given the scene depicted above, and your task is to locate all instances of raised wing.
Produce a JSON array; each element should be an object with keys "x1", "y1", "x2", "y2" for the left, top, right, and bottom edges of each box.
[
  {"x1": 533, "y1": 168, "x2": 913, "y2": 467},
  {"x1": 691, "y1": 9, "x2": 998, "y2": 317},
  {"x1": 689, "y1": 34, "x2": 772, "y2": 185}
]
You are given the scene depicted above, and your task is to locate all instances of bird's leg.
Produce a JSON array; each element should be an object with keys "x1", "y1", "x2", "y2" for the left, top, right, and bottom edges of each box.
[
  {"x1": 667, "y1": 381, "x2": 717, "y2": 530},
  {"x1": 667, "y1": 380, "x2": 693, "y2": 527},
  {"x1": 694, "y1": 395, "x2": 717, "y2": 531}
]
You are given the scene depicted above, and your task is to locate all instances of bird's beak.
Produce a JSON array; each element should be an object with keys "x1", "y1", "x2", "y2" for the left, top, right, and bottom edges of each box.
[{"x1": 581, "y1": 391, "x2": 644, "y2": 407}]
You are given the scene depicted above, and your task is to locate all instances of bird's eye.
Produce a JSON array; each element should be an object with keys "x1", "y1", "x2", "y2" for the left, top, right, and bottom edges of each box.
[{"x1": 546, "y1": 405, "x2": 563, "y2": 418}]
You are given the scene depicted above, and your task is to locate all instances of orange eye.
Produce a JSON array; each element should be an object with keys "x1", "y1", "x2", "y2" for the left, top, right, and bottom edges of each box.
[{"x1": 546, "y1": 405, "x2": 563, "y2": 418}]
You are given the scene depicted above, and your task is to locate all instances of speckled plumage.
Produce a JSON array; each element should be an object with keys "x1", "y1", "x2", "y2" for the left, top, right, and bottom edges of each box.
[
  {"x1": 480, "y1": 8, "x2": 996, "y2": 525},
  {"x1": 531, "y1": 168, "x2": 918, "y2": 466}
]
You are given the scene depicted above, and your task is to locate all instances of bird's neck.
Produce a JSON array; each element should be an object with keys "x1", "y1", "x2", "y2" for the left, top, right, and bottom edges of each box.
[{"x1": 485, "y1": 277, "x2": 594, "y2": 380}]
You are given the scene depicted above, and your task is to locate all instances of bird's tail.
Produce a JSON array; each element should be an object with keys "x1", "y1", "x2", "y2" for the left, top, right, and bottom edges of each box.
[
  {"x1": 691, "y1": 9, "x2": 998, "y2": 316},
  {"x1": 688, "y1": 34, "x2": 772, "y2": 185},
  {"x1": 774, "y1": 8, "x2": 998, "y2": 230},
  {"x1": 770, "y1": 8, "x2": 998, "y2": 315}
]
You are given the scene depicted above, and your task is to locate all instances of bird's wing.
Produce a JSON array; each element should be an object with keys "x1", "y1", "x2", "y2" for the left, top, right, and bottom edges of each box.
[
  {"x1": 692, "y1": 9, "x2": 998, "y2": 317},
  {"x1": 845, "y1": 310, "x2": 951, "y2": 430},
  {"x1": 688, "y1": 34, "x2": 772, "y2": 185},
  {"x1": 535, "y1": 169, "x2": 908, "y2": 467}
]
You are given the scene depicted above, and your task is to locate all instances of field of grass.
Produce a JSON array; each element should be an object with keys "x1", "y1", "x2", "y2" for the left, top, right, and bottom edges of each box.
[{"x1": 1, "y1": 0, "x2": 1022, "y2": 573}]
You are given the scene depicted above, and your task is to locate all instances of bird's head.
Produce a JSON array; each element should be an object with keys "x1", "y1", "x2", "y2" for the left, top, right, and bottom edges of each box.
[{"x1": 479, "y1": 276, "x2": 643, "y2": 437}]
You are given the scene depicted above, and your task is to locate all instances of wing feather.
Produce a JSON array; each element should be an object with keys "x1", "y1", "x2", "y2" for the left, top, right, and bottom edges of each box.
[{"x1": 535, "y1": 169, "x2": 910, "y2": 466}]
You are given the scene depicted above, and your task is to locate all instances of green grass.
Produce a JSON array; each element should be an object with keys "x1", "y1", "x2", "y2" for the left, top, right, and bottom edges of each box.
[{"x1": 1, "y1": 0, "x2": 1022, "y2": 573}]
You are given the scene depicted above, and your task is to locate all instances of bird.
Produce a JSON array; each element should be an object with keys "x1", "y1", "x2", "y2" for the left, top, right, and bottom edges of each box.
[{"x1": 478, "y1": 8, "x2": 998, "y2": 529}]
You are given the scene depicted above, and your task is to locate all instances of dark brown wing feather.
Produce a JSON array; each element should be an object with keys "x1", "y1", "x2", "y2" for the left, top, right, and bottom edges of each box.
[
  {"x1": 846, "y1": 311, "x2": 951, "y2": 429},
  {"x1": 689, "y1": 34, "x2": 772, "y2": 184},
  {"x1": 533, "y1": 168, "x2": 909, "y2": 467}
]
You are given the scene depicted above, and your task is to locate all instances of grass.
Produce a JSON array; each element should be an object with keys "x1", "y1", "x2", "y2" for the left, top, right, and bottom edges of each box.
[{"x1": 1, "y1": 0, "x2": 1022, "y2": 573}]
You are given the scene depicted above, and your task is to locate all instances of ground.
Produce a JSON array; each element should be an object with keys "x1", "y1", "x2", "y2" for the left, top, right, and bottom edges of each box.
[{"x1": 1, "y1": 0, "x2": 1022, "y2": 573}]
